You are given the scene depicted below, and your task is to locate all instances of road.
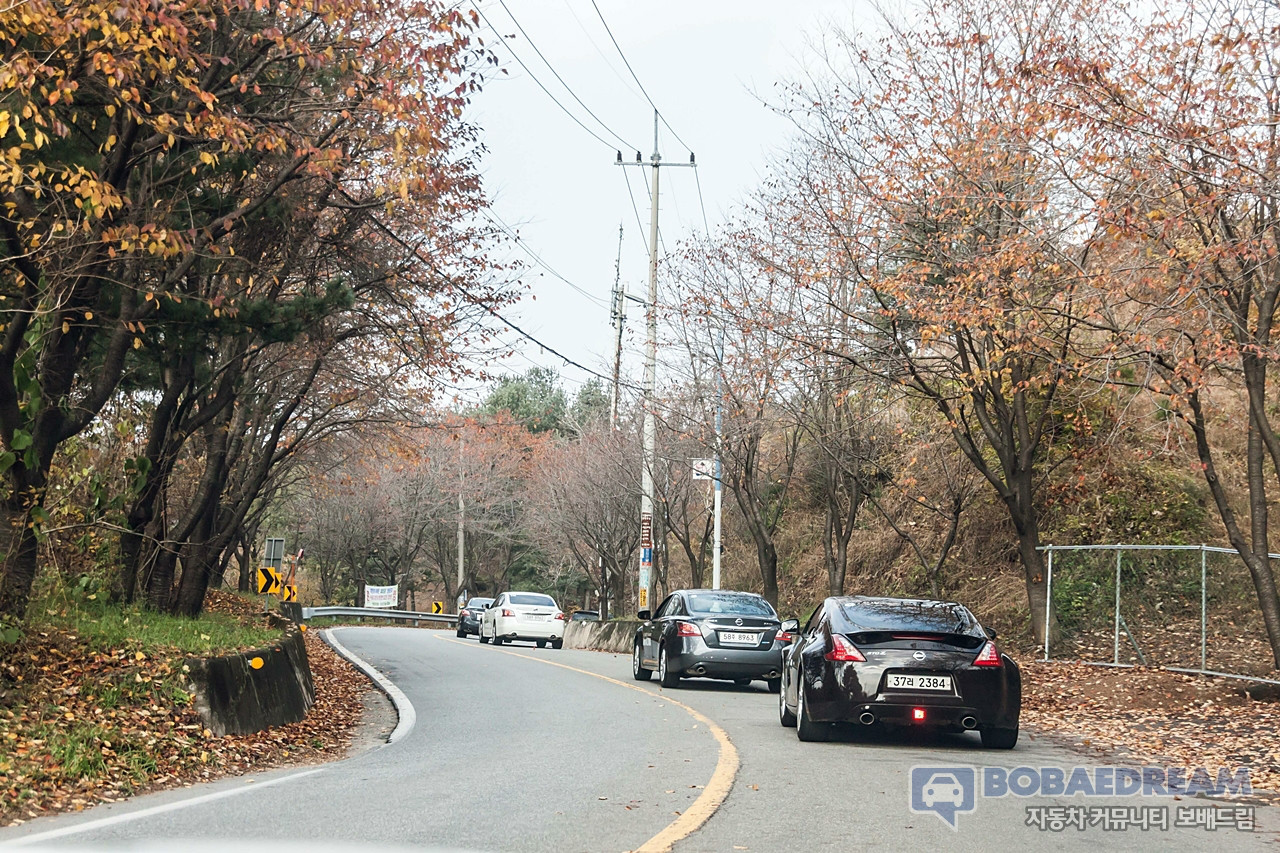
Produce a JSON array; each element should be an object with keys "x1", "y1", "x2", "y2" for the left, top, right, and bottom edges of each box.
[{"x1": 1, "y1": 626, "x2": 1276, "y2": 851}]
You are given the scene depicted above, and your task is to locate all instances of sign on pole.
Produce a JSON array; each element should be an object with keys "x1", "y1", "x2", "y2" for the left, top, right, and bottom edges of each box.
[
  {"x1": 256, "y1": 567, "x2": 282, "y2": 595},
  {"x1": 364, "y1": 585, "x2": 398, "y2": 609},
  {"x1": 282, "y1": 584, "x2": 297, "y2": 603},
  {"x1": 691, "y1": 458, "x2": 715, "y2": 481},
  {"x1": 264, "y1": 538, "x2": 285, "y2": 571},
  {"x1": 431, "y1": 601, "x2": 444, "y2": 615}
]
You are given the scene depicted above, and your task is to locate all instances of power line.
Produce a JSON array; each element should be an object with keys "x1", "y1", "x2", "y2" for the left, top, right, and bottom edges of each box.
[
  {"x1": 620, "y1": 167, "x2": 649, "y2": 263},
  {"x1": 588, "y1": 0, "x2": 694, "y2": 154},
  {"x1": 493, "y1": 0, "x2": 636, "y2": 152},
  {"x1": 484, "y1": 209, "x2": 607, "y2": 307},
  {"x1": 693, "y1": 165, "x2": 711, "y2": 235},
  {"x1": 474, "y1": 4, "x2": 619, "y2": 152}
]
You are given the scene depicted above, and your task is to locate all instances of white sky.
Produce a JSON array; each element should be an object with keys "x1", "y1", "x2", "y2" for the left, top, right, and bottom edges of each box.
[{"x1": 464, "y1": 0, "x2": 861, "y2": 398}]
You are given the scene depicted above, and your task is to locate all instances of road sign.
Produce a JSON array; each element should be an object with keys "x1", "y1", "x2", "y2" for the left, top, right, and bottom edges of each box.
[
  {"x1": 282, "y1": 584, "x2": 297, "y2": 603},
  {"x1": 431, "y1": 601, "x2": 444, "y2": 615},
  {"x1": 692, "y1": 458, "x2": 715, "y2": 480},
  {"x1": 638, "y1": 587, "x2": 648, "y2": 609},
  {"x1": 256, "y1": 567, "x2": 282, "y2": 595},
  {"x1": 640, "y1": 513, "x2": 653, "y2": 548}
]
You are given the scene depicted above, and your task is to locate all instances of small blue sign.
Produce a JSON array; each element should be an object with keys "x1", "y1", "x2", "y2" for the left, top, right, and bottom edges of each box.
[{"x1": 642, "y1": 547, "x2": 652, "y2": 563}]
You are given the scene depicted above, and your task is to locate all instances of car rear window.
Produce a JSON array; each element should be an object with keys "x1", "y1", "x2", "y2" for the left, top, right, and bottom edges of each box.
[
  {"x1": 466, "y1": 599, "x2": 493, "y2": 608},
  {"x1": 685, "y1": 593, "x2": 776, "y2": 617},
  {"x1": 837, "y1": 599, "x2": 981, "y2": 634},
  {"x1": 509, "y1": 593, "x2": 556, "y2": 606}
]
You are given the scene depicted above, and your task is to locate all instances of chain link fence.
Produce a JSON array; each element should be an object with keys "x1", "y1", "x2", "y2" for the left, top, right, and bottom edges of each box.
[{"x1": 1042, "y1": 544, "x2": 1280, "y2": 685}]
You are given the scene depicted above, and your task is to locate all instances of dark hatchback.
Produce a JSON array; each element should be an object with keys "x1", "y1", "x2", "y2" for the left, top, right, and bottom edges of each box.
[
  {"x1": 455, "y1": 597, "x2": 494, "y2": 638},
  {"x1": 779, "y1": 595, "x2": 1020, "y2": 748},
  {"x1": 632, "y1": 589, "x2": 790, "y2": 692}
]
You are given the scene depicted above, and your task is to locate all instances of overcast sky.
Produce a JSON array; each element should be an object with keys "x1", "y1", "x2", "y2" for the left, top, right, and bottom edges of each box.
[{"x1": 461, "y1": 0, "x2": 863, "y2": 400}]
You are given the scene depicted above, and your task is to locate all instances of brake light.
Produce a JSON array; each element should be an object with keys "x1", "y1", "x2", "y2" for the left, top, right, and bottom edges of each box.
[
  {"x1": 555, "y1": 612, "x2": 566, "y2": 621},
  {"x1": 676, "y1": 621, "x2": 701, "y2": 637},
  {"x1": 777, "y1": 631, "x2": 793, "y2": 645},
  {"x1": 824, "y1": 634, "x2": 866, "y2": 662},
  {"x1": 460, "y1": 610, "x2": 470, "y2": 618},
  {"x1": 912, "y1": 707, "x2": 926, "y2": 721},
  {"x1": 502, "y1": 608, "x2": 515, "y2": 618},
  {"x1": 973, "y1": 641, "x2": 1002, "y2": 667}
]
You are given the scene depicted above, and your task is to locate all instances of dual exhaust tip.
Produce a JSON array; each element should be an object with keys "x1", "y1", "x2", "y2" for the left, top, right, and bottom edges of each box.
[{"x1": 855, "y1": 712, "x2": 978, "y2": 729}]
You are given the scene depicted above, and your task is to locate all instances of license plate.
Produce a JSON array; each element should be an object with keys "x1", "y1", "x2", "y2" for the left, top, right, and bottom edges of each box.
[
  {"x1": 524, "y1": 613, "x2": 548, "y2": 621},
  {"x1": 887, "y1": 674, "x2": 952, "y2": 691},
  {"x1": 719, "y1": 631, "x2": 760, "y2": 646}
]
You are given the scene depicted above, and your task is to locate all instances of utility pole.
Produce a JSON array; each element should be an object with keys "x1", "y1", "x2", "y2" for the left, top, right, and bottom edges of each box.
[
  {"x1": 456, "y1": 439, "x2": 465, "y2": 606},
  {"x1": 616, "y1": 111, "x2": 695, "y2": 613},
  {"x1": 712, "y1": 328, "x2": 724, "y2": 590},
  {"x1": 609, "y1": 223, "x2": 625, "y2": 430}
]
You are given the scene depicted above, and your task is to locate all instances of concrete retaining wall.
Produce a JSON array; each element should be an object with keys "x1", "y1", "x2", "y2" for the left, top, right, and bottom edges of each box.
[
  {"x1": 564, "y1": 619, "x2": 643, "y2": 653},
  {"x1": 186, "y1": 625, "x2": 315, "y2": 736}
]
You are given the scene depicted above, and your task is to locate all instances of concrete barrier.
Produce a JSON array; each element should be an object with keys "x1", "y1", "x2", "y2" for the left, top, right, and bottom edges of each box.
[
  {"x1": 564, "y1": 619, "x2": 643, "y2": 653},
  {"x1": 185, "y1": 625, "x2": 315, "y2": 736}
]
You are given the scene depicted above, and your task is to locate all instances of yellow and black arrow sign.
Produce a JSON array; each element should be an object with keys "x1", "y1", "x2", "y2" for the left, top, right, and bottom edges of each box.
[
  {"x1": 431, "y1": 601, "x2": 444, "y2": 615},
  {"x1": 256, "y1": 567, "x2": 282, "y2": 595},
  {"x1": 281, "y1": 584, "x2": 297, "y2": 603}
]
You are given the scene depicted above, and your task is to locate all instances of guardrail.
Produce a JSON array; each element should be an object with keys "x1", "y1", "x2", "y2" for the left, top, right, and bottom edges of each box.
[{"x1": 301, "y1": 605, "x2": 458, "y2": 625}]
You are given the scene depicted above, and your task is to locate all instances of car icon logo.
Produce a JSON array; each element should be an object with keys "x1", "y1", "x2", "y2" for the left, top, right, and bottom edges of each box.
[
  {"x1": 922, "y1": 773, "x2": 965, "y2": 808},
  {"x1": 735, "y1": 618, "x2": 743, "y2": 626},
  {"x1": 913, "y1": 651, "x2": 926, "y2": 661}
]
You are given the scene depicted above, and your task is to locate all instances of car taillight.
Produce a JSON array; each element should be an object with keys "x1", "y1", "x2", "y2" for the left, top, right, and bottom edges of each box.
[
  {"x1": 973, "y1": 641, "x2": 1002, "y2": 667},
  {"x1": 824, "y1": 634, "x2": 866, "y2": 662},
  {"x1": 676, "y1": 621, "x2": 701, "y2": 637},
  {"x1": 555, "y1": 612, "x2": 566, "y2": 621},
  {"x1": 502, "y1": 608, "x2": 515, "y2": 618},
  {"x1": 912, "y1": 707, "x2": 926, "y2": 721},
  {"x1": 460, "y1": 610, "x2": 470, "y2": 618},
  {"x1": 777, "y1": 631, "x2": 793, "y2": 645}
]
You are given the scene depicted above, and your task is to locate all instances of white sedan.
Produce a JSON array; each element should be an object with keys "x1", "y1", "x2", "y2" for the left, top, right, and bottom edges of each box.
[{"x1": 480, "y1": 591, "x2": 566, "y2": 649}]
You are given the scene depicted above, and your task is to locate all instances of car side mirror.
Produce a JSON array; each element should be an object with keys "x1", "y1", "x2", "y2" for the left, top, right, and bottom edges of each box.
[
  {"x1": 637, "y1": 609, "x2": 651, "y2": 621},
  {"x1": 984, "y1": 627, "x2": 997, "y2": 640},
  {"x1": 780, "y1": 618, "x2": 800, "y2": 632},
  {"x1": 485, "y1": 603, "x2": 492, "y2": 609}
]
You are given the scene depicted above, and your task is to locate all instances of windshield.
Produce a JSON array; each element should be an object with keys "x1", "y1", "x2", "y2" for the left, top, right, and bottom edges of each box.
[
  {"x1": 685, "y1": 593, "x2": 776, "y2": 617},
  {"x1": 509, "y1": 593, "x2": 556, "y2": 607},
  {"x1": 465, "y1": 598, "x2": 493, "y2": 609},
  {"x1": 837, "y1": 598, "x2": 981, "y2": 635}
]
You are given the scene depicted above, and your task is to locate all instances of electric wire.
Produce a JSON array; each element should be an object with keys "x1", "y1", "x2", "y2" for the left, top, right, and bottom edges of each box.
[
  {"x1": 474, "y1": 4, "x2": 619, "y2": 152},
  {"x1": 485, "y1": 209, "x2": 607, "y2": 307},
  {"x1": 588, "y1": 0, "x2": 694, "y2": 154},
  {"x1": 494, "y1": 0, "x2": 636, "y2": 152}
]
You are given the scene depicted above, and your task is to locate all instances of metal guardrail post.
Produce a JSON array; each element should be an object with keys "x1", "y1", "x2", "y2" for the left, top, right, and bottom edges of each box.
[
  {"x1": 1114, "y1": 549, "x2": 1122, "y2": 666},
  {"x1": 1043, "y1": 545, "x2": 1053, "y2": 662},
  {"x1": 1200, "y1": 544, "x2": 1207, "y2": 673}
]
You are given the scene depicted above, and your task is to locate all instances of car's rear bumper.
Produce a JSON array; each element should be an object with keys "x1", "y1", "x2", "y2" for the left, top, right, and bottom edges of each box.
[
  {"x1": 495, "y1": 618, "x2": 561, "y2": 640},
  {"x1": 806, "y1": 689, "x2": 1019, "y2": 729},
  {"x1": 669, "y1": 640, "x2": 783, "y2": 679},
  {"x1": 458, "y1": 617, "x2": 481, "y2": 634}
]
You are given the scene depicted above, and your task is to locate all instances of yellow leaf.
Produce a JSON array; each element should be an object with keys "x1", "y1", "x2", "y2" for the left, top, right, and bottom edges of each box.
[
  {"x1": 61, "y1": 320, "x2": 70, "y2": 333},
  {"x1": 135, "y1": 651, "x2": 146, "y2": 661}
]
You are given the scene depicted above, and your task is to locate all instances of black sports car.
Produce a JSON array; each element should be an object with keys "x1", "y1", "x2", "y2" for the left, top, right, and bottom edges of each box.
[
  {"x1": 779, "y1": 595, "x2": 1020, "y2": 748},
  {"x1": 632, "y1": 589, "x2": 791, "y2": 692},
  {"x1": 455, "y1": 597, "x2": 494, "y2": 638}
]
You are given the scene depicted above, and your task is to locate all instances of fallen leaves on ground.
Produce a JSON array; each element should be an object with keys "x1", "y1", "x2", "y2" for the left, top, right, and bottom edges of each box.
[
  {"x1": 1022, "y1": 660, "x2": 1280, "y2": 794},
  {"x1": 0, "y1": 595, "x2": 370, "y2": 826}
]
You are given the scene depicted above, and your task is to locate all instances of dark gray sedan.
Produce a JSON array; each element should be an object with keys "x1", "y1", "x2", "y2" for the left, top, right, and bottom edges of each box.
[
  {"x1": 455, "y1": 597, "x2": 494, "y2": 638},
  {"x1": 631, "y1": 589, "x2": 793, "y2": 692}
]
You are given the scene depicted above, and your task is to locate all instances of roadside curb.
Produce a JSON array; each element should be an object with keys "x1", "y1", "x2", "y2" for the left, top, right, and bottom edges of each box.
[{"x1": 321, "y1": 628, "x2": 416, "y2": 745}]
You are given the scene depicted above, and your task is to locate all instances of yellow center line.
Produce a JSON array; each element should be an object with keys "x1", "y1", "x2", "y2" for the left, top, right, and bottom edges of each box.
[{"x1": 435, "y1": 635, "x2": 739, "y2": 853}]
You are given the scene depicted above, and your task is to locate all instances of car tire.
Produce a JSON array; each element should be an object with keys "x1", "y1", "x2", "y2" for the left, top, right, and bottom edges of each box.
[
  {"x1": 456, "y1": 627, "x2": 466, "y2": 638},
  {"x1": 766, "y1": 677, "x2": 782, "y2": 694},
  {"x1": 536, "y1": 640, "x2": 547, "y2": 649},
  {"x1": 551, "y1": 640, "x2": 563, "y2": 650},
  {"x1": 493, "y1": 634, "x2": 505, "y2": 646},
  {"x1": 981, "y1": 725, "x2": 1018, "y2": 750},
  {"x1": 733, "y1": 678, "x2": 752, "y2": 688},
  {"x1": 779, "y1": 682, "x2": 797, "y2": 727},
  {"x1": 658, "y1": 644, "x2": 680, "y2": 688},
  {"x1": 795, "y1": 672, "x2": 830, "y2": 742},
  {"x1": 479, "y1": 629, "x2": 489, "y2": 644},
  {"x1": 633, "y1": 642, "x2": 652, "y2": 681}
]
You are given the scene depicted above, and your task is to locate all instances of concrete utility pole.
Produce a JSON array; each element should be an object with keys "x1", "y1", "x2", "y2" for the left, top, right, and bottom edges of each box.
[
  {"x1": 457, "y1": 440, "x2": 465, "y2": 604},
  {"x1": 609, "y1": 223, "x2": 625, "y2": 430},
  {"x1": 712, "y1": 329, "x2": 724, "y2": 590},
  {"x1": 616, "y1": 111, "x2": 695, "y2": 612}
]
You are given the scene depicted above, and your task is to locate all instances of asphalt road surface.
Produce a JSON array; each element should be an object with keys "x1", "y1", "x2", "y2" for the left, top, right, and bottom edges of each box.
[{"x1": 2, "y1": 626, "x2": 1277, "y2": 852}]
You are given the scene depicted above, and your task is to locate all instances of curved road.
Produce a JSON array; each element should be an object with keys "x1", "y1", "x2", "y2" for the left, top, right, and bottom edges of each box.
[{"x1": 2, "y1": 627, "x2": 1277, "y2": 851}]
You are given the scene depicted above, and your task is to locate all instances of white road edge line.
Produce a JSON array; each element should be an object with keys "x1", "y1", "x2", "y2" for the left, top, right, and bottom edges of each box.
[
  {"x1": 2, "y1": 767, "x2": 326, "y2": 847},
  {"x1": 321, "y1": 627, "x2": 416, "y2": 745}
]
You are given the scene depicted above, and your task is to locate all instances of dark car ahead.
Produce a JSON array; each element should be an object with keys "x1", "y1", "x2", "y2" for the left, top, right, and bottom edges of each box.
[
  {"x1": 570, "y1": 610, "x2": 600, "y2": 622},
  {"x1": 779, "y1": 595, "x2": 1020, "y2": 747},
  {"x1": 455, "y1": 597, "x2": 494, "y2": 639},
  {"x1": 632, "y1": 589, "x2": 789, "y2": 692}
]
